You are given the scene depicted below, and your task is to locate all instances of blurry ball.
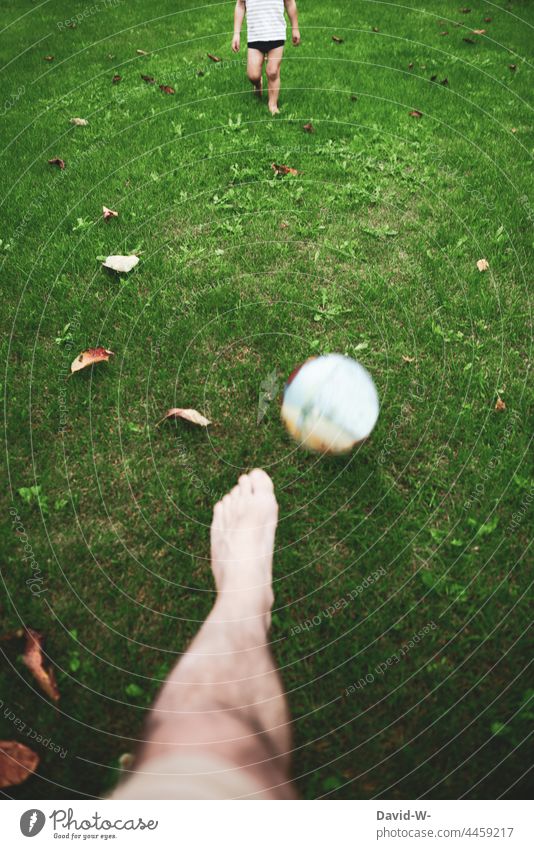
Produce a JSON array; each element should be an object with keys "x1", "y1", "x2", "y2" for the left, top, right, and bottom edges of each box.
[{"x1": 281, "y1": 353, "x2": 379, "y2": 454}]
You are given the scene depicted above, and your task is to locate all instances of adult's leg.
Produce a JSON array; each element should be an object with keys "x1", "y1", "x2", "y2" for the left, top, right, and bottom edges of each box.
[
  {"x1": 266, "y1": 46, "x2": 284, "y2": 114},
  {"x1": 247, "y1": 48, "x2": 264, "y2": 97},
  {"x1": 136, "y1": 469, "x2": 295, "y2": 798}
]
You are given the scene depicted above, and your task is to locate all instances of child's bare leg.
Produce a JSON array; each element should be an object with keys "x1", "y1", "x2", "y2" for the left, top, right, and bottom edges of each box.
[
  {"x1": 266, "y1": 46, "x2": 284, "y2": 114},
  {"x1": 247, "y1": 48, "x2": 264, "y2": 97},
  {"x1": 136, "y1": 469, "x2": 295, "y2": 798}
]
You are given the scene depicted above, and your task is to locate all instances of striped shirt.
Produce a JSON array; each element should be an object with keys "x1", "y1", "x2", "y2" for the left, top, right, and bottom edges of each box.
[{"x1": 245, "y1": 0, "x2": 286, "y2": 42}]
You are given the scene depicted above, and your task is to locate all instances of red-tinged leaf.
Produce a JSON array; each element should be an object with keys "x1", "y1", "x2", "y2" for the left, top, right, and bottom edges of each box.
[
  {"x1": 476, "y1": 258, "x2": 489, "y2": 272},
  {"x1": 0, "y1": 741, "x2": 39, "y2": 789},
  {"x1": 409, "y1": 110, "x2": 423, "y2": 118},
  {"x1": 332, "y1": 35, "x2": 344, "y2": 43},
  {"x1": 157, "y1": 408, "x2": 211, "y2": 427},
  {"x1": 22, "y1": 629, "x2": 60, "y2": 702},
  {"x1": 303, "y1": 122, "x2": 315, "y2": 133},
  {"x1": 207, "y1": 53, "x2": 221, "y2": 62},
  {"x1": 159, "y1": 84, "x2": 175, "y2": 94},
  {"x1": 102, "y1": 206, "x2": 118, "y2": 220},
  {"x1": 472, "y1": 29, "x2": 486, "y2": 35},
  {"x1": 48, "y1": 157, "x2": 65, "y2": 169},
  {"x1": 141, "y1": 74, "x2": 156, "y2": 84},
  {"x1": 43, "y1": 55, "x2": 54, "y2": 62},
  {"x1": 463, "y1": 37, "x2": 475, "y2": 44},
  {"x1": 495, "y1": 397, "x2": 506, "y2": 412},
  {"x1": 485, "y1": 17, "x2": 492, "y2": 23},
  {"x1": 271, "y1": 162, "x2": 299, "y2": 176},
  {"x1": 112, "y1": 74, "x2": 122, "y2": 84},
  {"x1": 71, "y1": 347, "x2": 114, "y2": 374}
]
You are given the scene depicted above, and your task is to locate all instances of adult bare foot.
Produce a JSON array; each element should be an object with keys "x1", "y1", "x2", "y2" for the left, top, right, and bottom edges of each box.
[
  {"x1": 210, "y1": 469, "x2": 278, "y2": 629},
  {"x1": 268, "y1": 103, "x2": 280, "y2": 115}
]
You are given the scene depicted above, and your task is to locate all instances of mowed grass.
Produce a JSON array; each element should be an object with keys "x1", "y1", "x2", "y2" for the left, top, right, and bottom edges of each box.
[{"x1": 1, "y1": 0, "x2": 532, "y2": 800}]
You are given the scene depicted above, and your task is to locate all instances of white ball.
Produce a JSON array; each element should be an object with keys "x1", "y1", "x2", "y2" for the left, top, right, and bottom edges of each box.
[{"x1": 281, "y1": 354, "x2": 379, "y2": 454}]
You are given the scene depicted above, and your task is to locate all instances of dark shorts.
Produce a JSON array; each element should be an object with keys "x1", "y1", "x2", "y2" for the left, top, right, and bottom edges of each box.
[{"x1": 248, "y1": 39, "x2": 285, "y2": 55}]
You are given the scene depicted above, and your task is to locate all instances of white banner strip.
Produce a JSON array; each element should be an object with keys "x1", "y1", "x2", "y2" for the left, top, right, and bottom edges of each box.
[{"x1": 1, "y1": 800, "x2": 531, "y2": 847}]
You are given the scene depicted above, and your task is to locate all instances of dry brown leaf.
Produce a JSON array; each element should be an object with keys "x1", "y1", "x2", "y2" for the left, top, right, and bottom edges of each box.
[
  {"x1": 472, "y1": 29, "x2": 486, "y2": 35},
  {"x1": 509, "y1": 64, "x2": 517, "y2": 72},
  {"x1": 112, "y1": 74, "x2": 122, "y2": 84},
  {"x1": 43, "y1": 55, "x2": 54, "y2": 62},
  {"x1": 440, "y1": 31, "x2": 449, "y2": 36},
  {"x1": 409, "y1": 110, "x2": 423, "y2": 118},
  {"x1": 136, "y1": 49, "x2": 148, "y2": 55},
  {"x1": 70, "y1": 117, "x2": 88, "y2": 126},
  {"x1": 102, "y1": 206, "x2": 118, "y2": 220},
  {"x1": 271, "y1": 163, "x2": 299, "y2": 176},
  {"x1": 332, "y1": 35, "x2": 344, "y2": 44},
  {"x1": 0, "y1": 741, "x2": 39, "y2": 789},
  {"x1": 207, "y1": 53, "x2": 221, "y2": 62},
  {"x1": 402, "y1": 355, "x2": 415, "y2": 363},
  {"x1": 485, "y1": 17, "x2": 492, "y2": 22},
  {"x1": 495, "y1": 397, "x2": 506, "y2": 412},
  {"x1": 102, "y1": 255, "x2": 139, "y2": 273},
  {"x1": 158, "y1": 408, "x2": 211, "y2": 427},
  {"x1": 463, "y1": 37, "x2": 475, "y2": 44},
  {"x1": 22, "y1": 629, "x2": 60, "y2": 701},
  {"x1": 159, "y1": 84, "x2": 175, "y2": 94},
  {"x1": 476, "y1": 258, "x2": 489, "y2": 272},
  {"x1": 280, "y1": 221, "x2": 289, "y2": 229},
  {"x1": 303, "y1": 122, "x2": 315, "y2": 133},
  {"x1": 460, "y1": 7, "x2": 471, "y2": 12},
  {"x1": 48, "y1": 157, "x2": 65, "y2": 169},
  {"x1": 70, "y1": 347, "x2": 114, "y2": 374},
  {"x1": 141, "y1": 74, "x2": 156, "y2": 84}
]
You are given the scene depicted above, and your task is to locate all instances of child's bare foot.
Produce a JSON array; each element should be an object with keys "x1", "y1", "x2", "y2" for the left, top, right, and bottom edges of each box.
[{"x1": 210, "y1": 469, "x2": 278, "y2": 628}]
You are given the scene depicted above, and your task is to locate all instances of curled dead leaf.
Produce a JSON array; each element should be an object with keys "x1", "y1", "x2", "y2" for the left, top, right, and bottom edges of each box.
[
  {"x1": 440, "y1": 31, "x2": 449, "y2": 36},
  {"x1": 402, "y1": 355, "x2": 415, "y2": 363},
  {"x1": 271, "y1": 163, "x2": 299, "y2": 176},
  {"x1": 472, "y1": 29, "x2": 486, "y2": 35},
  {"x1": 485, "y1": 17, "x2": 492, "y2": 23},
  {"x1": 476, "y1": 258, "x2": 489, "y2": 272},
  {"x1": 509, "y1": 64, "x2": 517, "y2": 72},
  {"x1": 303, "y1": 122, "x2": 315, "y2": 133},
  {"x1": 141, "y1": 74, "x2": 156, "y2": 84},
  {"x1": 207, "y1": 53, "x2": 221, "y2": 62},
  {"x1": 409, "y1": 110, "x2": 423, "y2": 118},
  {"x1": 159, "y1": 84, "x2": 175, "y2": 94},
  {"x1": 22, "y1": 629, "x2": 60, "y2": 701},
  {"x1": 136, "y1": 49, "x2": 148, "y2": 56},
  {"x1": 43, "y1": 55, "x2": 55, "y2": 62},
  {"x1": 48, "y1": 157, "x2": 65, "y2": 169},
  {"x1": 112, "y1": 74, "x2": 122, "y2": 84},
  {"x1": 0, "y1": 741, "x2": 39, "y2": 789},
  {"x1": 71, "y1": 347, "x2": 114, "y2": 374},
  {"x1": 102, "y1": 255, "x2": 139, "y2": 273},
  {"x1": 70, "y1": 117, "x2": 88, "y2": 126},
  {"x1": 495, "y1": 397, "x2": 506, "y2": 412},
  {"x1": 332, "y1": 35, "x2": 344, "y2": 44},
  {"x1": 102, "y1": 206, "x2": 119, "y2": 220},
  {"x1": 463, "y1": 37, "x2": 475, "y2": 44},
  {"x1": 157, "y1": 408, "x2": 211, "y2": 427}
]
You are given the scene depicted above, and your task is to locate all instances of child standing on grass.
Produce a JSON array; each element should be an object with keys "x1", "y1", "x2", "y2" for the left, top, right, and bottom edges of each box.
[{"x1": 232, "y1": 0, "x2": 301, "y2": 115}]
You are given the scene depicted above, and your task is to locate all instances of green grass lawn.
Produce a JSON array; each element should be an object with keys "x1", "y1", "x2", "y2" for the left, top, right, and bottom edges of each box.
[{"x1": 1, "y1": 0, "x2": 532, "y2": 800}]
